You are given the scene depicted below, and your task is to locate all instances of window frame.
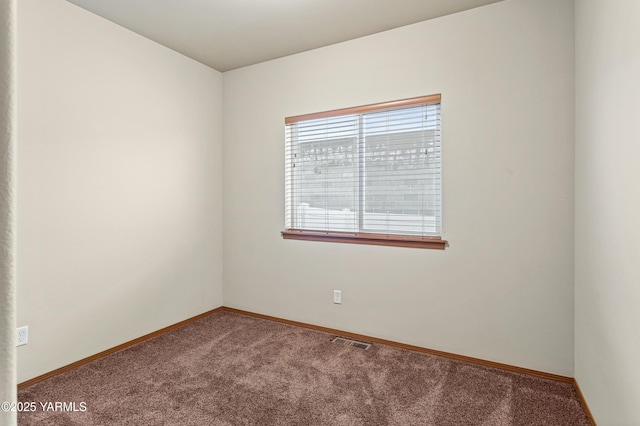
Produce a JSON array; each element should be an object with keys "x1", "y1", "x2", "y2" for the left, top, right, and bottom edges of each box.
[{"x1": 282, "y1": 95, "x2": 446, "y2": 250}]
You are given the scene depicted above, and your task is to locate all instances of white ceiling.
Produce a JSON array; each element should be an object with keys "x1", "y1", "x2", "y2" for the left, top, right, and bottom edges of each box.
[{"x1": 66, "y1": 0, "x2": 505, "y2": 72}]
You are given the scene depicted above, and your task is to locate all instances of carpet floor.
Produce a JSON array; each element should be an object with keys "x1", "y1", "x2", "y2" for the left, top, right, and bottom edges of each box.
[{"x1": 18, "y1": 311, "x2": 590, "y2": 425}]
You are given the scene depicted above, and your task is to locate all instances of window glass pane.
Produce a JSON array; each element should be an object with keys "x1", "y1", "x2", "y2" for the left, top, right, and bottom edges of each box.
[
  {"x1": 287, "y1": 116, "x2": 359, "y2": 232},
  {"x1": 361, "y1": 105, "x2": 441, "y2": 235},
  {"x1": 285, "y1": 99, "x2": 441, "y2": 237}
]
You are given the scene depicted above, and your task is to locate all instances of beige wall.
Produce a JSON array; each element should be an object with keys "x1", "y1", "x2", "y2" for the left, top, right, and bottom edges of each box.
[
  {"x1": 1, "y1": 0, "x2": 17, "y2": 424},
  {"x1": 575, "y1": 0, "x2": 640, "y2": 423},
  {"x1": 223, "y1": 0, "x2": 575, "y2": 375},
  {"x1": 16, "y1": 0, "x2": 224, "y2": 383}
]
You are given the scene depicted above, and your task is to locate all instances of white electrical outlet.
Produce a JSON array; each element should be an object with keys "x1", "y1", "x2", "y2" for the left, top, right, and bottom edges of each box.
[
  {"x1": 17, "y1": 326, "x2": 28, "y2": 346},
  {"x1": 333, "y1": 290, "x2": 342, "y2": 304}
]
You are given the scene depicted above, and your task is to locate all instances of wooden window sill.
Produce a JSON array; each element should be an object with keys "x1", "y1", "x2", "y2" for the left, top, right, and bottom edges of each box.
[{"x1": 281, "y1": 230, "x2": 447, "y2": 250}]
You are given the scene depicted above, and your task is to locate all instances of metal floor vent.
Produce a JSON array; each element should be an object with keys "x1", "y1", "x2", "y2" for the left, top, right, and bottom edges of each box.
[{"x1": 331, "y1": 336, "x2": 372, "y2": 350}]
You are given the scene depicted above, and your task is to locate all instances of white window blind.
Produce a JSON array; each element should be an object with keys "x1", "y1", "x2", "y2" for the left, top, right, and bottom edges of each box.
[{"x1": 285, "y1": 95, "x2": 441, "y2": 238}]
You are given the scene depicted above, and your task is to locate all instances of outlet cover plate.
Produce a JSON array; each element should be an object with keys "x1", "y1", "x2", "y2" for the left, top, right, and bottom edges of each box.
[{"x1": 17, "y1": 326, "x2": 28, "y2": 346}]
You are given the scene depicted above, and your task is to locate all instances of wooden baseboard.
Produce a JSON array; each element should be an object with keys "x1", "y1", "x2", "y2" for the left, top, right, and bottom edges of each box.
[
  {"x1": 19, "y1": 305, "x2": 580, "y2": 395},
  {"x1": 17, "y1": 307, "x2": 224, "y2": 390},
  {"x1": 572, "y1": 379, "x2": 597, "y2": 425},
  {"x1": 18, "y1": 304, "x2": 597, "y2": 424},
  {"x1": 221, "y1": 307, "x2": 574, "y2": 384}
]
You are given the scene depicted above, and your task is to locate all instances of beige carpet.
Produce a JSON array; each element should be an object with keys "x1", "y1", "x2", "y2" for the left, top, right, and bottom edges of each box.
[{"x1": 18, "y1": 311, "x2": 590, "y2": 425}]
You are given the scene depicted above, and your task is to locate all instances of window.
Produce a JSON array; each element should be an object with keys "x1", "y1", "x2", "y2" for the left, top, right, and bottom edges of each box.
[{"x1": 282, "y1": 95, "x2": 446, "y2": 249}]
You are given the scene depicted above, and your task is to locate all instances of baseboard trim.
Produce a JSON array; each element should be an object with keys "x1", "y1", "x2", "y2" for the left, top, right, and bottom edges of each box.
[
  {"x1": 17, "y1": 307, "x2": 224, "y2": 390},
  {"x1": 18, "y1": 305, "x2": 581, "y2": 396},
  {"x1": 221, "y1": 307, "x2": 574, "y2": 384},
  {"x1": 572, "y1": 379, "x2": 597, "y2": 425}
]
